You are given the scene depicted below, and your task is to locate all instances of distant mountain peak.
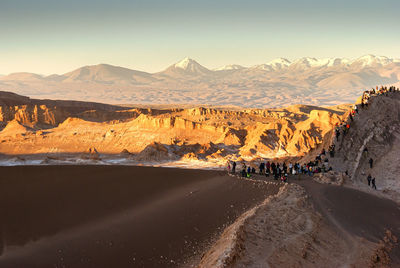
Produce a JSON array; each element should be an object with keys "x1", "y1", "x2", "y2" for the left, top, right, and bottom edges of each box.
[
  {"x1": 215, "y1": 64, "x2": 246, "y2": 71},
  {"x1": 268, "y1": 58, "x2": 291, "y2": 65},
  {"x1": 60, "y1": 63, "x2": 152, "y2": 83},
  {"x1": 0, "y1": 72, "x2": 44, "y2": 81},
  {"x1": 174, "y1": 57, "x2": 199, "y2": 70},
  {"x1": 351, "y1": 54, "x2": 393, "y2": 67},
  {"x1": 267, "y1": 58, "x2": 291, "y2": 70},
  {"x1": 164, "y1": 57, "x2": 211, "y2": 75}
]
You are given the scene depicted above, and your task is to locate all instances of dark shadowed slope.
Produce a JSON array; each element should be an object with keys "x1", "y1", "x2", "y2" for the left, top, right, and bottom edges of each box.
[{"x1": 0, "y1": 166, "x2": 280, "y2": 268}]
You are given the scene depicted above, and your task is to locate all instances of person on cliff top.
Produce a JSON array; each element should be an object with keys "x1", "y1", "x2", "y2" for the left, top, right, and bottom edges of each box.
[
  {"x1": 227, "y1": 162, "x2": 231, "y2": 173},
  {"x1": 241, "y1": 168, "x2": 247, "y2": 178},
  {"x1": 283, "y1": 163, "x2": 287, "y2": 174},
  {"x1": 266, "y1": 161, "x2": 271, "y2": 173},
  {"x1": 372, "y1": 177, "x2": 377, "y2": 190},
  {"x1": 281, "y1": 173, "x2": 288, "y2": 183},
  {"x1": 367, "y1": 174, "x2": 372, "y2": 186},
  {"x1": 232, "y1": 161, "x2": 236, "y2": 174},
  {"x1": 336, "y1": 128, "x2": 341, "y2": 141},
  {"x1": 369, "y1": 158, "x2": 373, "y2": 168},
  {"x1": 307, "y1": 166, "x2": 313, "y2": 176},
  {"x1": 296, "y1": 163, "x2": 301, "y2": 173},
  {"x1": 259, "y1": 162, "x2": 265, "y2": 175},
  {"x1": 271, "y1": 162, "x2": 276, "y2": 175},
  {"x1": 329, "y1": 145, "x2": 335, "y2": 157},
  {"x1": 363, "y1": 147, "x2": 368, "y2": 156}
]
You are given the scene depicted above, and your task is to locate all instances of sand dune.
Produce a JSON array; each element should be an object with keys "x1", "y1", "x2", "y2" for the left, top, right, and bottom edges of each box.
[{"x1": 0, "y1": 166, "x2": 280, "y2": 268}]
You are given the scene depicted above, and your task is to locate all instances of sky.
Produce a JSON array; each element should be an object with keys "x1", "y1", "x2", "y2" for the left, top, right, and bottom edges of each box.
[{"x1": 1, "y1": 0, "x2": 400, "y2": 75}]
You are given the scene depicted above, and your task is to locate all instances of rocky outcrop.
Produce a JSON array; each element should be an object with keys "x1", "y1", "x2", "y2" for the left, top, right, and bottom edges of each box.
[
  {"x1": 0, "y1": 91, "x2": 347, "y2": 163},
  {"x1": 330, "y1": 91, "x2": 400, "y2": 203},
  {"x1": 0, "y1": 91, "x2": 131, "y2": 128}
]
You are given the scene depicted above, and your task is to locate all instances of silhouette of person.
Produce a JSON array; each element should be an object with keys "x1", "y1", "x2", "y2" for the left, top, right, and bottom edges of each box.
[
  {"x1": 372, "y1": 177, "x2": 377, "y2": 190},
  {"x1": 367, "y1": 174, "x2": 371, "y2": 186}
]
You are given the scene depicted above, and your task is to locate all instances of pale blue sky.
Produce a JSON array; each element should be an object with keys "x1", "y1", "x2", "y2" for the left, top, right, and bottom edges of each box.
[{"x1": 1, "y1": 0, "x2": 399, "y2": 74}]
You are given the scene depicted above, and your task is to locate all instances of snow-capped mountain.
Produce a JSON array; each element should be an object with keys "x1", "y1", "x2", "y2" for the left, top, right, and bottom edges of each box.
[
  {"x1": 160, "y1": 57, "x2": 212, "y2": 76},
  {"x1": 251, "y1": 58, "x2": 291, "y2": 71},
  {"x1": 251, "y1": 64, "x2": 274, "y2": 71},
  {"x1": 1, "y1": 55, "x2": 400, "y2": 108},
  {"x1": 214, "y1": 64, "x2": 246, "y2": 71},
  {"x1": 288, "y1": 57, "x2": 352, "y2": 70},
  {"x1": 349, "y1": 54, "x2": 393, "y2": 68},
  {"x1": 267, "y1": 58, "x2": 292, "y2": 70}
]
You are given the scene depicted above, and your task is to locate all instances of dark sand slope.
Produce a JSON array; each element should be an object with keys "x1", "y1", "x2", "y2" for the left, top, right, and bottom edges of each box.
[
  {"x1": 0, "y1": 166, "x2": 280, "y2": 268},
  {"x1": 298, "y1": 180, "x2": 400, "y2": 265}
]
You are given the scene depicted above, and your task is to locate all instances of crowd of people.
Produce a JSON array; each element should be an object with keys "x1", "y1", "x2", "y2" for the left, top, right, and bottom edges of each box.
[
  {"x1": 361, "y1": 85, "x2": 398, "y2": 108},
  {"x1": 358, "y1": 86, "x2": 399, "y2": 190},
  {"x1": 226, "y1": 85, "x2": 399, "y2": 189},
  {"x1": 227, "y1": 156, "x2": 333, "y2": 183}
]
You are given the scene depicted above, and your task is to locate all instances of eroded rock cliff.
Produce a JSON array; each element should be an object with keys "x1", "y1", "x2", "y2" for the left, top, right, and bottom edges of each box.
[{"x1": 0, "y1": 91, "x2": 349, "y2": 163}]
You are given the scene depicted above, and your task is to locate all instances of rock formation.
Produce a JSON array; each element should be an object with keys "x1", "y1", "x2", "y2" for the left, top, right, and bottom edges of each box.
[
  {"x1": 0, "y1": 91, "x2": 349, "y2": 164},
  {"x1": 328, "y1": 90, "x2": 400, "y2": 203}
]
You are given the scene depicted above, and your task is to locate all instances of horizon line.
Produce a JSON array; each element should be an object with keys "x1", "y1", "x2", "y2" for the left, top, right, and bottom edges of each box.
[{"x1": 1, "y1": 53, "x2": 399, "y2": 76}]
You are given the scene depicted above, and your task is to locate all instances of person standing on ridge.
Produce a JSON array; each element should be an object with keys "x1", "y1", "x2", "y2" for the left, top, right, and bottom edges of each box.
[
  {"x1": 259, "y1": 162, "x2": 265, "y2": 175},
  {"x1": 336, "y1": 128, "x2": 340, "y2": 141},
  {"x1": 372, "y1": 177, "x2": 377, "y2": 190},
  {"x1": 369, "y1": 158, "x2": 373, "y2": 168},
  {"x1": 363, "y1": 147, "x2": 368, "y2": 157},
  {"x1": 367, "y1": 174, "x2": 372, "y2": 186},
  {"x1": 232, "y1": 161, "x2": 236, "y2": 174}
]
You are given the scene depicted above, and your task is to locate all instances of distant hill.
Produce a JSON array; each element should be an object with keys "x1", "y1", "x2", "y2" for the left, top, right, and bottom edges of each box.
[{"x1": 62, "y1": 64, "x2": 155, "y2": 84}]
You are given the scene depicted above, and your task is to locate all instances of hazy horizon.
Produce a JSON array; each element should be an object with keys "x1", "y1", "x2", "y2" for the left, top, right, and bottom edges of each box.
[
  {"x1": 0, "y1": 54, "x2": 399, "y2": 76},
  {"x1": 1, "y1": 0, "x2": 400, "y2": 75}
]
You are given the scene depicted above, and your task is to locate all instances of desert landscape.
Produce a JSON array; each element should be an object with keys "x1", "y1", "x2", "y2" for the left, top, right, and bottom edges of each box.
[
  {"x1": 0, "y1": 88, "x2": 399, "y2": 267},
  {"x1": 2, "y1": 0, "x2": 400, "y2": 267},
  {"x1": 0, "y1": 90, "x2": 348, "y2": 166}
]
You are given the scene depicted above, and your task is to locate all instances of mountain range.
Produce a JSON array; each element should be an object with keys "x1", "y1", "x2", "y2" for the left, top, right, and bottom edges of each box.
[{"x1": 1, "y1": 55, "x2": 399, "y2": 107}]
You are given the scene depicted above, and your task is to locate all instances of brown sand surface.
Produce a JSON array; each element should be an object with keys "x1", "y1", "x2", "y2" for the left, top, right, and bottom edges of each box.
[
  {"x1": 0, "y1": 165, "x2": 280, "y2": 268},
  {"x1": 296, "y1": 178, "x2": 400, "y2": 265},
  {"x1": 206, "y1": 173, "x2": 400, "y2": 267}
]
